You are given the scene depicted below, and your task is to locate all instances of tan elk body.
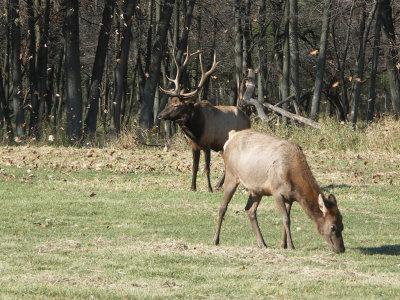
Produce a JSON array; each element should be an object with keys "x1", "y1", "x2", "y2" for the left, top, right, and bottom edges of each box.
[
  {"x1": 213, "y1": 129, "x2": 345, "y2": 253},
  {"x1": 158, "y1": 49, "x2": 250, "y2": 191}
]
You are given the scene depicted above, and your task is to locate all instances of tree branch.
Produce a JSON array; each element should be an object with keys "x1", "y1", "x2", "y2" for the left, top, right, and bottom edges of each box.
[{"x1": 241, "y1": 69, "x2": 268, "y2": 123}]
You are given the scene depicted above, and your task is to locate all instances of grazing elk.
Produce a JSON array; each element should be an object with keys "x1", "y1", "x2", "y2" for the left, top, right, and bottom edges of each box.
[
  {"x1": 158, "y1": 50, "x2": 250, "y2": 192},
  {"x1": 213, "y1": 129, "x2": 345, "y2": 253}
]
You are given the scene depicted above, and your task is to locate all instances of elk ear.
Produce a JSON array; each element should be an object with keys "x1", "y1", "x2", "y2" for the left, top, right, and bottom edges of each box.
[
  {"x1": 183, "y1": 95, "x2": 197, "y2": 103},
  {"x1": 228, "y1": 130, "x2": 237, "y2": 139},
  {"x1": 327, "y1": 194, "x2": 337, "y2": 206},
  {"x1": 170, "y1": 97, "x2": 182, "y2": 104},
  {"x1": 318, "y1": 194, "x2": 328, "y2": 216}
]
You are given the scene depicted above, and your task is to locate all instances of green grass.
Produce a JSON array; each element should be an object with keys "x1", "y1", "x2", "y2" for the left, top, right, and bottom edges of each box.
[{"x1": 1, "y1": 124, "x2": 400, "y2": 299}]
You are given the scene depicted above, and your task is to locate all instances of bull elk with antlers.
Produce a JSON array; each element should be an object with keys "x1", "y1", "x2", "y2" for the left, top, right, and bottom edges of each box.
[{"x1": 158, "y1": 49, "x2": 250, "y2": 192}]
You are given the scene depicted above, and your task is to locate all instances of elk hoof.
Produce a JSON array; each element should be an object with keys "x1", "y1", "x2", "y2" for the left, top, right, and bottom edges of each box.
[{"x1": 214, "y1": 185, "x2": 223, "y2": 191}]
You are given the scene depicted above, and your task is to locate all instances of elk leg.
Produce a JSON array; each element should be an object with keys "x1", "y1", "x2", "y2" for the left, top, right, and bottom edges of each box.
[
  {"x1": 215, "y1": 170, "x2": 225, "y2": 190},
  {"x1": 191, "y1": 149, "x2": 200, "y2": 191},
  {"x1": 280, "y1": 202, "x2": 292, "y2": 249},
  {"x1": 274, "y1": 194, "x2": 295, "y2": 250},
  {"x1": 204, "y1": 148, "x2": 213, "y2": 192},
  {"x1": 245, "y1": 193, "x2": 267, "y2": 248},
  {"x1": 213, "y1": 176, "x2": 238, "y2": 245}
]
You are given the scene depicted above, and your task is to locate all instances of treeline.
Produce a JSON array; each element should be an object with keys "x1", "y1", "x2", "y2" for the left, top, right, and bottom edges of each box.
[{"x1": 0, "y1": 0, "x2": 399, "y2": 144}]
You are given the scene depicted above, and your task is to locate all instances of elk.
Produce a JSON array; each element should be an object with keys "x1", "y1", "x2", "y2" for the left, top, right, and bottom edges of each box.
[
  {"x1": 158, "y1": 49, "x2": 250, "y2": 192},
  {"x1": 213, "y1": 129, "x2": 345, "y2": 253}
]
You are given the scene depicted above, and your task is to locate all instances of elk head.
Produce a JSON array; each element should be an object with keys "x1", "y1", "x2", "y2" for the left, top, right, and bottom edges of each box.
[
  {"x1": 317, "y1": 194, "x2": 345, "y2": 253},
  {"x1": 158, "y1": 47, "x2": 220, "y2": 122},
  {"x1": 157, "y1": 96, "x2": 196, "y2": 122}
]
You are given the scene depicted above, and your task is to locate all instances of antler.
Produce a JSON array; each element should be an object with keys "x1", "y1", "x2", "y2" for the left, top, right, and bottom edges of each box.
[
  {"x1": 159, "y1": 48, "x2": 220, "y2": 99},
  {"x1": 182, "y1": 51, "x2": 220, "y2": 98},
  {"x1": 159, "y1": 46, "x2": 198, "y2": 97}
]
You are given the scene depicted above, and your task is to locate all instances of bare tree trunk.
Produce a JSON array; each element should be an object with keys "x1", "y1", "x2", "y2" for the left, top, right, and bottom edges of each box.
[
  {"x1": 234, "y1": 0, "x2": 243, "y2": 104},
  {"x1": 10, "y1": 0, "x2": 26, "y2": 139},
  {"x1": 199, "y1": 18, "x2": 217, "y2": 101},
  {"x1": 63, "y1": 0, "x2": 83, "y2": 142},
  {"x1": 84, "y1": 0, "x2": 116, "y2": 137},
  {"x1": 4, "y1": 0, "x2": 11, "y2": 131},
  {"x1": 139, "y1": 0, "x2": 175, "y2": 132},
  {"x1": 310, "y1": 0, "x2": 332, "y2": 120},
  {"x1": 367, "y1": 2, "x2": 382, "y2": 122},
  {"x1": 379, "y1": 0, "x2": 400, "y2": 116},
  {"x1": 27, "y1": 0, "x2": 39, "y2": 137},
  {"x1": 243, "y1": 0, "x2": 252, "y2": 70},
  {"x1": 53, "y1": 47, "x2": 64, "y2": 128},
  {"x1": 257, "y1": 0, "x2": 267, "y2": 103},
  {"x1": 289, "y1": 0, "x2": 301, "y2": 114},
  {"x1": 282, "y1": 2, "x2": 290, "y2": 111},
  {"x1": 144, "y1": 0, "x2": 155, "y2": 75},
  {"x1": 331, "y1": 1, "x2": 355, "y2": 120},
  {"x1": 0, "y1": 66, "x2": 9, "y2": 137},
  {"x1": 37, "y1": 0, "x2": 50, "y2": 126},
  {"x1": 350, "y1": 1, "x2": 378, "y2": 125},
  {"x1": 110, "y1": 0, "x2": 137, "y2": 136}
]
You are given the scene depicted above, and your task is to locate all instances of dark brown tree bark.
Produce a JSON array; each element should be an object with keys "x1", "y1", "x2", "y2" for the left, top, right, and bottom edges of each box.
[
  {"x1": 84, "y1": 0, "x2": 116, "y2": 137},
  {"x1": 110, "y1": 0, "x2": 137, "y2": 136},
  {"x1": 350, "y1": 1, "x2": 378, "y2": 125},
  {"x1": 0, "y1": 66, "x2": 11, "y2": 136},
  {"x1": 144, "y1": 0, "x2": 155, "y2": 75},
  {"x1": 243, "y1": 0, "x2": 252, "y2": 70},
  {"x1": 282, "y1": 1, "x2": 290, "y2": 110},
  {"x1": 289, "y1": 0, "x2": 301, "y2": 114},
  {"x1": 234, "y1": 0, "x2": 243, "y2": 103},
  {"x1": 367, "y1": 2, "x2": 382, "y2": 122},
  {"x1": 331, "y1": 1, "x2": 355, "y2": 121},
  {"x1": 53, "y1": 48, "x2": 64, "y2": 128},
  {"x1": 10, "y1": 0, "x2": 26, "y2": 139},
  {"x1": 27, "y1": 0, "x2": 39, "y2": 137},
  {"x1": 63, "y1": 0, "x2": 83, "y2": 142},
  {"x1": 257, "y1": 0, "x2": 267, "y2": 104},
  {"x1": 139, "y1": 0, "x2": 175, "y2": 132},
  {"x1": 310, "y1": 0, "x2": 332, "y2": 120},
  {"x1": 379, "y1": 0, "x2": 400, "y2": 116},
  {"x1": 37, "y1": 0, "x2": 50, "y2": 125}
]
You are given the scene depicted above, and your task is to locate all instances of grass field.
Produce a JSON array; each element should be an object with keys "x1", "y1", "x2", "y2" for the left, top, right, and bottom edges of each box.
[{"x1": 1, "y1": 122, "x2": 400, "y2": 299}]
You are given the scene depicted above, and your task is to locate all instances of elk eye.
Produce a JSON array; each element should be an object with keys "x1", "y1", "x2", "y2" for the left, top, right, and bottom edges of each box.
[{"x1": 330, "y1": 225, "x2": 336, "y2": 232}]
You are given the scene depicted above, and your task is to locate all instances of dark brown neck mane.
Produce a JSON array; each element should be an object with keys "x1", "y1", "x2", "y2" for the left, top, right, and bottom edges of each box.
[{"x1": 177, "y1": 104, "x2": 205, "y2": 145}]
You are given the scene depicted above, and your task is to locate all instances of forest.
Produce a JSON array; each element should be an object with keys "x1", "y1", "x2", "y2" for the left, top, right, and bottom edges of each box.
[{"x1": 0, "y1": 0, "x2": 400, "y2": 144}]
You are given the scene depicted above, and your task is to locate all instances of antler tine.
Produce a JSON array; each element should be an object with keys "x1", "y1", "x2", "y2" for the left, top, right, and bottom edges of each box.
[
  {"x1": 181, "y1": 45, "x2": 190, "y2": 69},
  {"x1": 159, "y1": 49, "x2": 181, "y2": 97},
  {"x1": 159, "y1": 46, "x2": 201, "y2": 98},
  {"x1": 180, "y1": 50, "x2": 220, "y2": 99}
]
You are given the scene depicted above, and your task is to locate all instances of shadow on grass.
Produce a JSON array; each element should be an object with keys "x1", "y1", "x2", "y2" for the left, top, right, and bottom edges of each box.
[
  {"x1": 357, "y1": 244, "x2": 400, "y2": 255},
  {"x1": 321, "y1": 184, "x2": 352, "y2": 191}
]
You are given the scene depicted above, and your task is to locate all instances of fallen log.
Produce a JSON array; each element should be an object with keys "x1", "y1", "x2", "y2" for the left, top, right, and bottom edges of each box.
[
  {"x1": 262, "y1": 101, "x2": 320, "y2": 129},
  {"x1": 241, "y1": 69, "x2": 320, "y2": 129}
]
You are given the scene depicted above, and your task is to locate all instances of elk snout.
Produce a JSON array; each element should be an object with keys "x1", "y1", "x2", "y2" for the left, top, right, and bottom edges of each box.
[
  {"x1": 157, "y1": 110, "x2": 167, "y2": 120},
  {"x1": 331, "y1": 236, "x2": 345, "y2": 254}
]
